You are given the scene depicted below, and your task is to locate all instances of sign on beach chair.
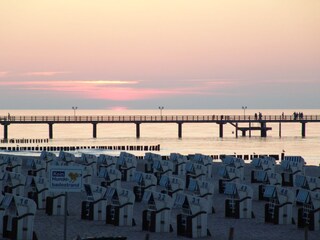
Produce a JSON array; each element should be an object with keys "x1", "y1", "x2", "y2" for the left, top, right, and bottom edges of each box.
[
  {"x1": 3, "y1": 172, "x2": 26, "y2": 196},
  {"x1": 99, "y1": 167, "x2": 122, "y2": 188},
  {"x1": 142, "y1": 191, "x2": 173, "y2": 233},
  {"x1": 81, "y1": 184, "x2": 108, "y2": 221},
  {"x1": 263, "y1": 185, "x2": 294, "y2": 225},
  {"x1": 174, "y1": 194, "x2": 211, "y2": 238},
  {"x1": 187, "y1": 178, "x2": 215, "y2": 214},
  {"x1": 224, "y1": 182, "x2": 253, "y2": 219},
  {"x1": 133, "y1": 172, "x2": 157, "y2": 202},
  {"x1": 46, "y1": 165, "x2": 83, "y2": 215},
  {"x1": 105, "y1": 187, "x2": 135, "y2": 226},
  {"x1": 26, "y1": 176, "x2": 49, "y2": 209},
  {"x1": 1, "y1": 194, "x2": 37, "y2": 240},
  {"x1": 296, "y1": 189, "x2": 320, "y2": 231}
]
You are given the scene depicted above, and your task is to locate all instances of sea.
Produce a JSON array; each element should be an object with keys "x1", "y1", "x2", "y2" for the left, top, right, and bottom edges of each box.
[{"x1": 0, "y1": 109, "x2": 319, "y2": 166}]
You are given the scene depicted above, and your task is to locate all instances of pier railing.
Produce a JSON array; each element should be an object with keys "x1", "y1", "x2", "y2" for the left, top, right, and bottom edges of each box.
[{"x1": 0, "y1": 114, "x2": 319, "y2": 123}]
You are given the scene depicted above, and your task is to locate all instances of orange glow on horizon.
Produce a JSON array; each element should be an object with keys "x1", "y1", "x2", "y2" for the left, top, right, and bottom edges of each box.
[{"x1": 109, "y1": 106, "x2": 128, "y2": 111}]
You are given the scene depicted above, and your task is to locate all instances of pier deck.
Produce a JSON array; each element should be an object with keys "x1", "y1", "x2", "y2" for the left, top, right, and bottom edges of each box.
[{"x1": 0, "y1": 114, "x2": 319, "y2": 139}]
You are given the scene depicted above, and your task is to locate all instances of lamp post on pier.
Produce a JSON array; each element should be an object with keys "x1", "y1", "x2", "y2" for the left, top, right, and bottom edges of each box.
[
  {"x1": 242, "y1": 106, "x2": 247, "y2": 118},
  {"x1": 72, "y1": 106, "x2": 78, "y2": 117},
  {"x1": 158, "y1": 106, "x2": 164, "y2": 119}
]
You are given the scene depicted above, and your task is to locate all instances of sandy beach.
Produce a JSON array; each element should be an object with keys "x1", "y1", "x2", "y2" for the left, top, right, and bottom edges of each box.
[{"x1": 1, "y1": 154, "x2": 320, "y2": 240}]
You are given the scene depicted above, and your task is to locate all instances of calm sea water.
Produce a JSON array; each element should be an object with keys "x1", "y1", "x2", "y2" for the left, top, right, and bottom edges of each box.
[{"x1": 0, "y1": 109, "x2": 319, "y2": 166}]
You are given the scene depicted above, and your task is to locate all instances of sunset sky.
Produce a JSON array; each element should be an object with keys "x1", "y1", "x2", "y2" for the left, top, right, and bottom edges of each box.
[{"x1": 1, "y1": 0, "x2": 319, "y2": 109}]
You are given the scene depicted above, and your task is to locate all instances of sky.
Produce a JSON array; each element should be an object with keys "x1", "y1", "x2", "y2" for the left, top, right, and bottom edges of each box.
[{"x1": 0, "y1": 0, "x2": 319, "y2": 110}]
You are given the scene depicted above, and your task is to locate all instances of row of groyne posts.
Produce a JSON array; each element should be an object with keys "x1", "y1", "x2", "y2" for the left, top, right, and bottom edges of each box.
[
  {"x1": 0, "y1": 151, "x2": 318, "y2": 240},
  {"x1": 0, "y1": 138, "x2": 49, "y2": 144},
  {"x1": 0, "y1": 144, "x2": 161, "y2": 152},
  {"x1": 0, "y1": 114, "x2": 317, "y2": 139},
  {"x1": 0, "y1": 138, "x2": 161, "y2": 152}
]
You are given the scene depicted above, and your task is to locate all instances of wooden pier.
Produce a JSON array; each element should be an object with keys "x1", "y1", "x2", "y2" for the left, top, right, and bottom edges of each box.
[{"x1": 0, "y1": 114, "x2": 319, "y2": 139}]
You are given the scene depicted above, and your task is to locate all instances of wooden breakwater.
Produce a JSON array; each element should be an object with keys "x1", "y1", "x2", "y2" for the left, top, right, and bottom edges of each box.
[
  {"x1": 0, "y1": 138, "x2": 49, "y2": 144},
  {"x1": 162, "y1": 153, "x2": 283, "y2": 161},
  {"x1": 0, "y1": 144, "x2": 161, "y2": 152},
  {"x1": 0, "y1": 145, "x2": 283, "y2": 161}
]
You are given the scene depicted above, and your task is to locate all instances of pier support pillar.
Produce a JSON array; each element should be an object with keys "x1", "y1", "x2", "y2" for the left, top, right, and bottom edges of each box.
[
  {"x1": 279, "y1": 122, "x2": 282, "y2": 137},
  {"x1": 235, "y1": 123, "x2": 238, "y2": 138},
  {"x1": 178, "y1": 122, "x2": 183, "y2": 138},
  {"x1": 242, "y1": 130, "x2": 246, "y2": 137},
  {"x1": 136, "y1": 123, "x2": 140, "y2": 138},
  {"x1": 49, "y1": 123, "x2": 53, "y2": 139},
  {"x1": 249, "y1": 122, "x2": 252, "y2": 137},
  {"x1": 92, "y1": 123, "x2": 97, "y2": 138},
  {"x1": 301, "y1": 122, "x2": 306, "y2": 138},
  {"x1": 2, "y1": 124, "x2": 9, "y2": 140},
  {"x1": 219, "y1": 123, "x2": 224, "y2": 138},
  {"x1": 260, "y1": 122, "x2": 267, "y2": 137}
]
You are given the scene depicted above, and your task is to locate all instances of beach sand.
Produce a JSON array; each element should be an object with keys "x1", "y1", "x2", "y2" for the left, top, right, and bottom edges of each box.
[{"x1": 2, "y1": 154, "x2": 320, "y2": 240}]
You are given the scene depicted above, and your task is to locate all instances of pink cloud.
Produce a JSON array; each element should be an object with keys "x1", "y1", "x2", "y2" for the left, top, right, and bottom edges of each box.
[
  {"x1": 0, "y1": 80, "x2": 138, "y2": 87},
  {"x1": 22, "y1": 71, "x2": 70, "y2": 76},
  {"x1": 0, "y1": 79, "x2": 229, "y2": 101}
]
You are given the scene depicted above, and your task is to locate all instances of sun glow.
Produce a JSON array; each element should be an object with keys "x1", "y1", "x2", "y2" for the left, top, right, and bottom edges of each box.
[
  {"x1": 77, "y1": 80, "x2": 139, "y2": 85},
  {"x1": 0, "y1": 80, "x2": 139, "y2": 86}
]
